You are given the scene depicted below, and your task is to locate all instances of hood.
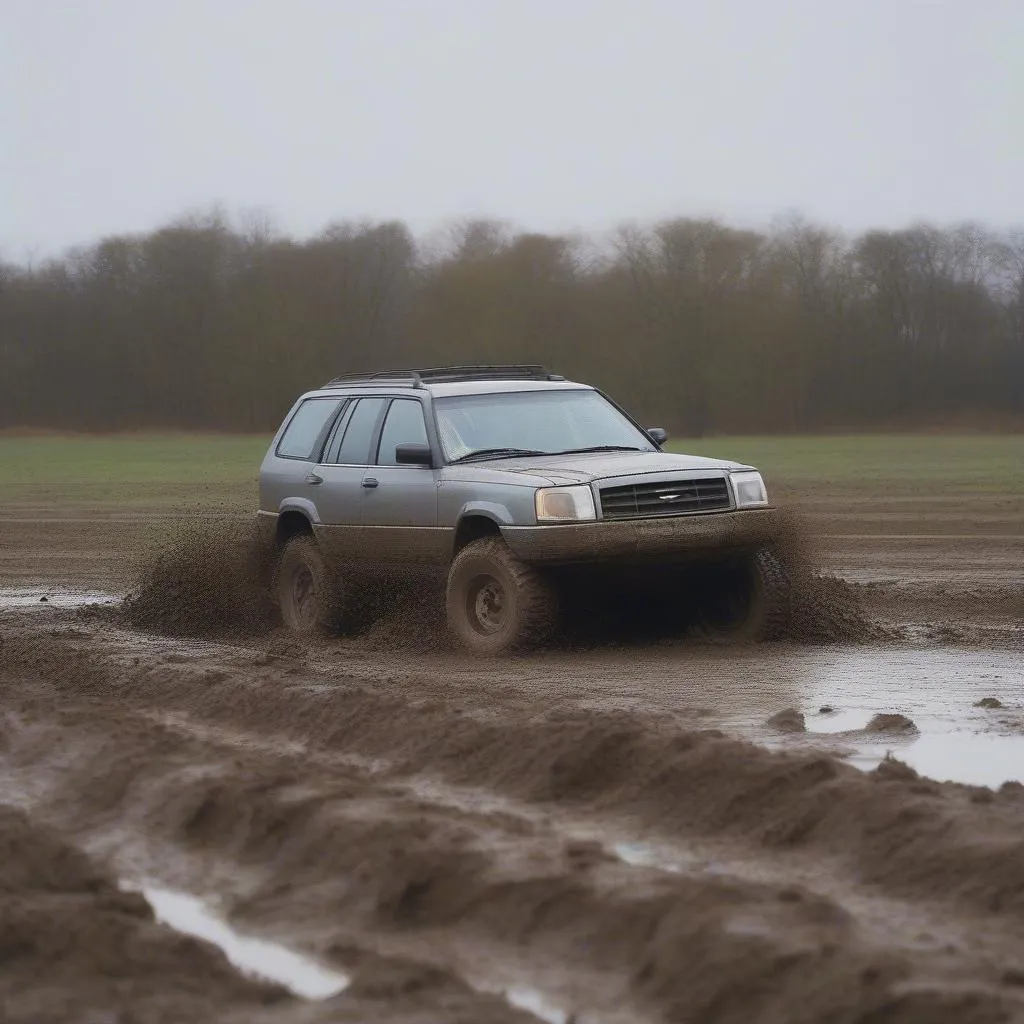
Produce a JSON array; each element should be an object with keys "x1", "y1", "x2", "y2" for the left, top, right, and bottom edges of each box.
[{"x1": 444, "y1": 450, "x2": 752, "y2": 487}]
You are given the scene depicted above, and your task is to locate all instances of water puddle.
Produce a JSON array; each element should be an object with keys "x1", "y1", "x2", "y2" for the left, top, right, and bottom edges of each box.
[
  {"x1": 798, "y1": 697, "x2": 1024, "y2": 788},
  {"x1": 0, "y1": 585, "x2": 117, "y2": 609},
  {"x1": 844, "y1": 732, "x2": 1024, "y2": 788},
  {"x1": 137, "y1": 886, "x2": 349, "y2": 999},
  {"x1": 505, "y1": 986, "x2": 570, "y2": 1024}
]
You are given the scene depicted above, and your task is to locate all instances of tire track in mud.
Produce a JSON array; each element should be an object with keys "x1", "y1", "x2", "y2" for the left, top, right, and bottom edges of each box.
[
  {"x1": 3, "y1": 621, "x2": 1024, "y2": 1022},
  {"x1": 0, "y1": 750, "x2": 571, "y2": 1024},
  {"x1": 0, "y1": 803, "x2": 298, "y2": 1024},
  {"x1": 59, "y1": 623, "x2": 1024, "y2": 925},
  {"x1": 3, "y1": 690, "x2": 1022, "y2": 1024}
]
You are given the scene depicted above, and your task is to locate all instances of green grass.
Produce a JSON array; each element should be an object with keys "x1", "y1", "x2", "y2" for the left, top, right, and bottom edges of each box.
[
  {"x1": 667, "y1": 434, "x2": 1024, "y2": 495},
  {"x1": 0, "y1": 432, "x2": 1021, "y2": 508},
  {"x1": 0, "y1": 433, "x2": 271, "y2": 508}
]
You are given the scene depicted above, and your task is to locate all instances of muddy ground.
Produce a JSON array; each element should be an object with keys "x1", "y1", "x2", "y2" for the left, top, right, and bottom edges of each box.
[{"x1": 0, "y1": 490, "x2": 1023, "y2": 1023}]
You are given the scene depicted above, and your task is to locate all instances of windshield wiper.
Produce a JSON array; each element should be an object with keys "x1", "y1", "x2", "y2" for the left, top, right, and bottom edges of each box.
[
  {"x1": 554, "y1": 445, "x2": 649, "y2": 455},
  {"x1": 449, "y1": 447, "x2": 547, "y2": 464}
]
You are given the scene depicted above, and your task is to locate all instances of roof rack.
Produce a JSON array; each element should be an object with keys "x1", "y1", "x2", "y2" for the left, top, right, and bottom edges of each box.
[
  {"x1": 322, "y1": 369, "x2": 425, "y2": 388},
  {"x1": 322, "y1": 364, "x2": 566, "y2": 388}
]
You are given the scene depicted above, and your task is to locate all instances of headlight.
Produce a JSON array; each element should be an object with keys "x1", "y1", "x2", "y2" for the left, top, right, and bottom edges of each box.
[
  {"x1": 730, "y1": 470, "x2": 769, "y2": 508},
  {"x1": 535, "y1": 485, "x2": 597, "y2": 523}
]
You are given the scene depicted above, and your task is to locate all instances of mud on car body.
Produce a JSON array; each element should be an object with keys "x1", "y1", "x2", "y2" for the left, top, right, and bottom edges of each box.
[{"x1": 256, "y1": 365, "x2": 792, "y2": 654}]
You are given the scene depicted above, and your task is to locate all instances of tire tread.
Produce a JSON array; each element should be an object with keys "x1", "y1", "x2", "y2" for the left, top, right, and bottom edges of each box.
[{"x1": 446, "y1": 537, "x2": 559, "y2": 654}]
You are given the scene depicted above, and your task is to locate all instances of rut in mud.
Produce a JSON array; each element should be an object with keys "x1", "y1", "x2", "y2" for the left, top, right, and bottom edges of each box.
[
  {"x1": 0, "y1": 804, "x2": 293, "y2": 1023},
  {"x1": 2, "y1": 617, "x2": 1024, "y2": 1023}
]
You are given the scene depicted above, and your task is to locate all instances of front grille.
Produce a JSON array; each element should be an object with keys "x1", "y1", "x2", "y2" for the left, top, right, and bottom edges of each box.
[{"x1": 599, "y1": 476, "x2": 731, "y2": 520}]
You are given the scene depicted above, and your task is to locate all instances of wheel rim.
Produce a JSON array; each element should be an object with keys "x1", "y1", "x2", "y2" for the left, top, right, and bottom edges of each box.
[
  {"x1": 466, "y1": 573, "x2": 507, "y2": 635},
  {"x1": 291, "y1": 564, "x2": 318, "y2": 626}
]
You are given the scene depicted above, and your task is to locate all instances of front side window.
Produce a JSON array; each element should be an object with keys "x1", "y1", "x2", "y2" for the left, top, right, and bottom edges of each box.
[
  {"x1": 376, "y1": 399, "x2": 428, "y2": 465},
  {"x1": 432, "y1": 389, "x2": 654, "y2": 462},
  {"x1": 276, "y1": 398, "x2": 343, "y2": 460}
]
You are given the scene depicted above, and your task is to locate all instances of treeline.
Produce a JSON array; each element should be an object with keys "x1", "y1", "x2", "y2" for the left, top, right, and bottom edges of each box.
[{"x1": 1, "y1": 210, "x2": 1022, "y2": 434}]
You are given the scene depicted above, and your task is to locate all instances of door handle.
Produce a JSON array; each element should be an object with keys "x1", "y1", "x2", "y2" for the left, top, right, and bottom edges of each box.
[
  {"x1": 305, "y1": 472, "x2": 323, "y2": 485},
  {"x1": 362, "y1": 477, "x2": 379, "y2": 489}
]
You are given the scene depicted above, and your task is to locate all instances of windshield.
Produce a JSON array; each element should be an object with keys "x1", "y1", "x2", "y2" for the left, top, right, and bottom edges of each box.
[{"x1": 432, "y1": 389, "x2": 656, "y2": 462}]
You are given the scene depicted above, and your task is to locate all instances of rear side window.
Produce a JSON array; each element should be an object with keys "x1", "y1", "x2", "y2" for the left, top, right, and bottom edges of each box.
[
  {"x1": 335, "y1": 397, "x2": 386, "y2": 464},
  {"x1": 322, "y1": 400, "x2": 356, "y2": 463},
  {"x1": 376, "y1": 399, "x2": 428, "y2": 465},
  {"x1": 276, "y1": 398, "x2": 343, "y2": 460}
]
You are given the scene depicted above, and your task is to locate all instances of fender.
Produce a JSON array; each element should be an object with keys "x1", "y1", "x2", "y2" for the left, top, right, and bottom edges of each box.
[
  {"x1": 456, "y1": 500, "x2": 518, "y2": 528},
  {"x1": 278, "y1": 497, "x2": 320, "y2": 524}
]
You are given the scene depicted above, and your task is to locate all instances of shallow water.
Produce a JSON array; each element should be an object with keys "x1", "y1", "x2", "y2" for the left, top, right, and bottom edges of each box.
[
  {"x1": 138, "y1": 886, "x2": 349, "y2": 999},
  {"x1": 841, "y1": 731, "x2": 1024, "y2": 788},
  {"x1": 559, "y1": 640, "x2": 1024, "y2": 787},
  {"x1": 504, "y1": 986, "x2": 569, "y2": 1024}
]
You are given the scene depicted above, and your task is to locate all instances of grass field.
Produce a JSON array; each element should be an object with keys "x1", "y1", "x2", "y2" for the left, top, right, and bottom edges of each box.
[
  {"x1": 1, "y1": 431, "x2": 1020, "y2": 588},
  {"x1": 0, "y1": 434, "x2": 267, "y2": 509},
  {"x1": 1, "y1": 432, "x2": 1022, "y2": 507},
  {"x1": 672, "y1": 434, "x2": 1024, "y2": 496}
]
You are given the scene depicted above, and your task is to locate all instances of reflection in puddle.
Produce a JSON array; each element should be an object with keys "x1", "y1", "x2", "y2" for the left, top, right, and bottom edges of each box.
[
  {"x1": 505, "y1": 986, "x2": 569, "y2": 1024},
  {"x1": 613, "y1": 842, "x2": 676, "y2": 871},
  {"x1": 847, "y1": 733, "x2": 1024, "y2": 788},
  {"x1": 0, "y1": 586, "x2": 117, "y2": 609},
  {"x1": 140, "y1": 887, "x2": 348, "y2": 1000},
  {"x1": 801, "y1": 704, "x2": 1024, "y2": 789},
  {"x1": 806, "y1": 710, "x2": 875, "y2": 733}
]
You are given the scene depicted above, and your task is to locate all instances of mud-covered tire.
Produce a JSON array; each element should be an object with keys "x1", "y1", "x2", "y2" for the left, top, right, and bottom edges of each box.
[
  {"x1": 446, "y1": 537, "x2": 560, "y2": 655},
  {"x1": 275, "y1": 534, "x2": 347, "y2": 636},
  {"x1": 694, "y1": 546, "x2": 792, "y2": 644}
]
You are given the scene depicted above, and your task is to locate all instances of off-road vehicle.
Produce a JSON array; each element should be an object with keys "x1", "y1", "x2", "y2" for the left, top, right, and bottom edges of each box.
[{"x1": 256, "y1": 365, "x2": 791, "y2": 654}]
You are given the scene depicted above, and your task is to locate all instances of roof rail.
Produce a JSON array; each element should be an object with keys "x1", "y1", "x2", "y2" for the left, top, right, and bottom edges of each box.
[
  {"x1": 322, "y1": 364, "x2": 565, "y2": 388},
  {"x1": 322, "y1": 369, "x2": 424, "y2": 388}
]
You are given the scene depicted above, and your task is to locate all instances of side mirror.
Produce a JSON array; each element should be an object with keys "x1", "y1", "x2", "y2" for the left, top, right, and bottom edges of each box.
[
  {"x1": 647, "y1": 427, "x2": 668, "y2": 446},
  {"x1": 395, "y1": 442, "x2": 434, "y2": 467}
]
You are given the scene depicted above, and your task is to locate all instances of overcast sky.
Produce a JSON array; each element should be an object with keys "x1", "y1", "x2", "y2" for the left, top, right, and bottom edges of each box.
[{"x1": 4, "y1": 0, "x2": 1022, "y2": 258}]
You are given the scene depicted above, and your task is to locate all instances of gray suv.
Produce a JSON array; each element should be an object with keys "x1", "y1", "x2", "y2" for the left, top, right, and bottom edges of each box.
[{"x1": 257, "y1": 365, "x2": 790, "y2": 653}]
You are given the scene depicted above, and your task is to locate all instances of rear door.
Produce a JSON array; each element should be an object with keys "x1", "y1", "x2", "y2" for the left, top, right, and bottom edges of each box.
[
  {"x1": 262, "y1": 395, "x2": 346, "y2": 516},
  {"x1": 360, "y1": 397, "x2": 448, "y2": 563},
  {"x1": 312, "y1": 396, "x2": 387, "y2": 559}
]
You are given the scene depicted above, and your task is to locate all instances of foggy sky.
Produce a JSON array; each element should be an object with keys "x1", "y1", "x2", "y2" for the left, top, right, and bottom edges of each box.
[{"x1": 4, "y1": 0, "x2": 1022, "y2": 258}]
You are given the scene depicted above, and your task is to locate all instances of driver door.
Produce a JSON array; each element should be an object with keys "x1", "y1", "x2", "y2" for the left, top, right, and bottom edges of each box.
[{"x1": 359, "y1": 397, "x2": 449, "y2": 564}]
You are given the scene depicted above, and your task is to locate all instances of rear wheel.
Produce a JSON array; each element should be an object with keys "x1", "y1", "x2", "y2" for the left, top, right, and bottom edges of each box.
[
  {"x1": 694, "y1": 547, "x2": 792, "y2": 643},
  {"x1": 276, "y1": 534, "x2": 347, "y2": 636},
  {"x1": 446, "y1": 537, "x2": 560, "y2": 655}
]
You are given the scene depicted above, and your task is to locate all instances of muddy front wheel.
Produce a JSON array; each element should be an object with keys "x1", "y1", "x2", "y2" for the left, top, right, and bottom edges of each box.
[
  {"x1": 446, "y1": 537, "x2": 560, "y2": 655},
  {"x1": 694, "y1": 547, "x2": 792, "y2": 643}
]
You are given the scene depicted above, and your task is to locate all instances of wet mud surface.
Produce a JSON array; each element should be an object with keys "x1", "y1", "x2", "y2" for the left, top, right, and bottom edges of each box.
[{"x1": 0, "y1": 502, "x2": 1023, "y2": 1022}]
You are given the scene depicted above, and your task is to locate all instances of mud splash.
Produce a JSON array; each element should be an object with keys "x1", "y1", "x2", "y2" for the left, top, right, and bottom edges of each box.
[
  {"x1": 120, "y1": 518, "x2": 277, "y2": 638},
  {"x1": 116, "y1": 508, "x2": 889, "y2": 649}
]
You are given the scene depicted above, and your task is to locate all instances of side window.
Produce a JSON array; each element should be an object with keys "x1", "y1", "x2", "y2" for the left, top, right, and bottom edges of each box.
[
  {"x1": 275, "y1": 398, "x2": 343, "y2": 460},
  {"x1": 376, "y1": 399, "x2": 429, "y2": 466},
  {"x1": 335, "y1": 397, "x2": 386, "y2": 465},
  {"x1": 323, "y1": 400, "x2": 355, "y2": 463}
]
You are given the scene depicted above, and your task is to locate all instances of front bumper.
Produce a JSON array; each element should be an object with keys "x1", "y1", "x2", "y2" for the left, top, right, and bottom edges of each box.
[{"x1": 500, "y1": 508, "x2": 779, "y2": 565}]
